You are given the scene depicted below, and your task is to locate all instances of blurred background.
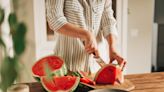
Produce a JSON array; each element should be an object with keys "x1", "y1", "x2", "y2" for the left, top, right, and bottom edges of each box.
[{"x1": 0, "y1": 0, "x2": 164, "y2": 83}]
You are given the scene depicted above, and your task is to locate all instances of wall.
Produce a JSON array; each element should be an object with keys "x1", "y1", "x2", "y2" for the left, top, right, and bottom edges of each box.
[
  {"x1": 0, "y1": 0, "x2": 11, "y2": 63},
  {"x1": 14, "y1": 0, "x2": 36, "y2": 82},
  {"x1": 127, "y1": 0, "x2": 154, "y2": 74}
]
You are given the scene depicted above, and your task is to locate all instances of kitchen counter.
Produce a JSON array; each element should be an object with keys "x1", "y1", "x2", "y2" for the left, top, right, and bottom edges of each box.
[
  {"x1": 125, "y1": 72, "x2": 164, "y2": 92},
  {"x1": 27, "y1": 72, "x2": 164, "y2": 92}
]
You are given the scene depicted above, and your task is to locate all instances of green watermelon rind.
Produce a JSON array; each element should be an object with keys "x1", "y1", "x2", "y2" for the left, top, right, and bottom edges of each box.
[
  {"x1": 41, "y1": 76, "x2": 80, "y2": 92},
  {"x1": 53, "y1": 63, "x2": 67, "y2": 76}
]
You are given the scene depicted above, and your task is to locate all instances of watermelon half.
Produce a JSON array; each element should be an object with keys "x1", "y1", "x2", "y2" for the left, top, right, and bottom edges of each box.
[
  {"x1": 41, "y1": 76, "x2": 80, "y2": 92},
  {"x1": 94, "y1": 64, "x2": 121, "y2": 84},
  {"x1": 32, "y1": 56, "x2": 67, "y2": 78}
]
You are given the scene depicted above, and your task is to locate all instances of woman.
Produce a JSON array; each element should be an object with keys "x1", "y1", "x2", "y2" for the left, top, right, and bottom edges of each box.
[{"x1": 46, "y1": 0, "x2": 126, "y2": 73}]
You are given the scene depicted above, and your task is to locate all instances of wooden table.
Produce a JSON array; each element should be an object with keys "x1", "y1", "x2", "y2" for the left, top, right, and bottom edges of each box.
[
  {"x1": 125, "y1": 72, "x2": 164, "y2": 92},
  {"x1": 28, "y1": 72, "x2": 164, "y2": 92}
]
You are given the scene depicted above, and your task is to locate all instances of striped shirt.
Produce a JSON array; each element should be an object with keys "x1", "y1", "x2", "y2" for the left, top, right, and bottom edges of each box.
[{"x1": 46, "y1": 0, "x2": 118, "y2": 73}]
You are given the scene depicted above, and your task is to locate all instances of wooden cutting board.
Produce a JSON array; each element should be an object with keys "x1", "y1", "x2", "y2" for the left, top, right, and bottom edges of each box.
[
  {"x1": 95, "y1": 79, "x2": 135, "y2": 91},
  {"x1": 82, "y1": 79, "x2": 135, "y2": 91}
]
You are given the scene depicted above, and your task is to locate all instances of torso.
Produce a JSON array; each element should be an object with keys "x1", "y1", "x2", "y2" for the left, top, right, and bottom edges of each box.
[{"x1": 54, "y1": 0, "x2": 109, "y2": 73}]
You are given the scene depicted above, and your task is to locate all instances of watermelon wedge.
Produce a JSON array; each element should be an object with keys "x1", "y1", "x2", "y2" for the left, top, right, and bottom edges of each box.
[
  {"x1": 71, "y1": 71, "x2": 95, "y2": 85},
  {"x1": 94, "y1": 64, "x2": 121, "y2": 84},
  {"x1": 41, "y1": 76, "x2": 80, "y2": 92},
  {"x1": 32, "y1": 56, "x2": 67, "y2": 78},
  {"x1": 78, "y1": 71, "x2": 89, "y2": 78}
]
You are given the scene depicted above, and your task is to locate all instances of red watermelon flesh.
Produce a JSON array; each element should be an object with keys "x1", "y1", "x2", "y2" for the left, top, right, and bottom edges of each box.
[
  {"x1": 54, "y1": 76, "x2": 79, "y2": 91},
  {"x1": 94, "y1": 64, "x2": 118, "y2": 84},
  {"x1": 32, "y1": 56, "x2": 67, "y2": 77},
  {"x1": 41, "y1": 76, "x2": 80, "y2": 92},
  {"x1": 41, "y1": 77, "x2": 58, "y2": 91}
]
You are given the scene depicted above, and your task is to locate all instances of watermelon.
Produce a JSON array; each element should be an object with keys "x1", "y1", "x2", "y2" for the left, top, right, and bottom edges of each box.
[
  {"x1": 80, "y1": 77, "x2": 96, "y2": 85},
  {"x1": 94, "y1": 64, "x2": 122, "y2": 84},
  {"x1": 71, "y1": 71, "x2": 95, "y2": 85},
  {"x1": 41, "y1": 76, "x2": 80, "y2": 92},
  {"x1": 32, "y1": 56, "x2": 67, "y2": 78},
  {"x1": 78, "y1": 71, "x2": 89, "y2": 78}
]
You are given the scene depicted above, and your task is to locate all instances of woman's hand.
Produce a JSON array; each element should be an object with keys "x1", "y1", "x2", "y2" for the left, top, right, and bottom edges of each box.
[
  {"x1": 109, "y1": 48, "x2": 126, "y2": 71},
  {"x1": 106, "y1": 34, "x2": 126, "y2": 71},
  {"x1": 57, "y1": 23, "x2": 99, "y2": 57},
  {"x1": 83, "y1": 31, "x2": 99, "y2": 58}
]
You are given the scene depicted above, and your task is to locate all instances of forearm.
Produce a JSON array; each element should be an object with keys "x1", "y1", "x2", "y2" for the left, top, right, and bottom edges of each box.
[
  {"x1": 57, "y1": 23, "x2": 99, "y2": 57},
  {"x1": 57, "y1": 23, "x2": 89, "y2": 41},
  {"x1": 106, "y1": 34, "x2": 117, "y2": 52},
  {"x1": 107, "y1": 34, "x2": 126, "y2": 70}
]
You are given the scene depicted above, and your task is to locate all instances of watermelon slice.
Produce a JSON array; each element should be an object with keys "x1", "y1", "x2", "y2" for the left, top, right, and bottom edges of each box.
[
  {"x1": 78, "y1": 71, "x2": 89, "y2": 78},
  {"x1": 32, "y1": 56, "x2": 67, "y2": 78},
  {"x1": 94, "y1": 64, "x2": 121, "y2": 84},
  {"x1": 71, "y1": 71, "x2": 95, "y2": 85},
  {"x1": 41, "y1": 76, "x2": 80, "y2": 92}
]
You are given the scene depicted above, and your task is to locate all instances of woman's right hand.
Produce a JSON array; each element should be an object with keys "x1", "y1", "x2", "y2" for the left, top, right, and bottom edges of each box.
[
  {"x1": 83, "y1": 31, "x2": 99, "y2": 58},
  {"x1": 57, "y1": 23, "x2": 99, "y2": 57}
]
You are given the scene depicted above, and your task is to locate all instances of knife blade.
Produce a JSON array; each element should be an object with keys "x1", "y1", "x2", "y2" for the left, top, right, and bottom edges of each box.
[
  {"x1": 94, "y1": 56, "x2": 106, "y2": 67},
  {"x1": 92, "y1": 52, "x2": 106, "y2": 67}
]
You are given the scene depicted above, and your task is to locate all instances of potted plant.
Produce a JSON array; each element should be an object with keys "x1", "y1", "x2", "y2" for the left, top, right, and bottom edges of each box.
[{"x1": 0, "y1": 4, "x2": 28, "y2": 92}]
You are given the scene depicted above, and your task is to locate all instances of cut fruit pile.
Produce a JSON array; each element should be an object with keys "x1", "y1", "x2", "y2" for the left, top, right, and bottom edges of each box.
[
  {"x1": 32, "y1": 56, "x2": 79, "y2": 92},
  {"x1": 32, "y1": 55, "x2": 124, "y2": 92}
]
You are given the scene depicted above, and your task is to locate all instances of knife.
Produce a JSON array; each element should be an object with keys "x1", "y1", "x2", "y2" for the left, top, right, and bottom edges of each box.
[
  {"x1": 93, "y1": 54, "x2": 106, "y2": 67},
  {"x1": 93, "y1": 52, "x2": 126, "y2": 71}
]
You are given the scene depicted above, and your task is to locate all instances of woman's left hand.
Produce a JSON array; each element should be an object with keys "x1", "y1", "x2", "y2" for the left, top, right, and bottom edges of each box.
[{"x1": 109, "y1": 48, "x2": 126, "y2": 71}]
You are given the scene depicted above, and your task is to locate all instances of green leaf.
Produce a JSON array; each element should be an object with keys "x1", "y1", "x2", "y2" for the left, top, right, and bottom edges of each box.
[
  {"x1": 0, "y1": 56, "x2": 18, "y2": 92},
  {"x1": 15, "y1": 22, "x2": 27, "y2": 38},
  {"x1": 0, "y1": 37, "x2": 6, "y2": 48},
  {"x1": 0, "y1": 7, "x2": 5, "y2": 25},
  {"x1": 13, "y1": 38, "x2": 25, "y2": 56},
  {"x1": 8, "y1": 13, "x2": 17, "y2": 32},
  {"x1": 12, "y1": 23, "x2": 27, "y2": 55}
]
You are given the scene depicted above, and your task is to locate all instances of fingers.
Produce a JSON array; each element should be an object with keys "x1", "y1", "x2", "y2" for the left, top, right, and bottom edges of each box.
[
  {"x1": 93, "y1": 50, "x2": 99, "y2": 58},
  {"x1": 111, "y1": 52, "x2": 123, "y2": 63},
  {"x1": 110, "y1": 52, "x2": 126, "y2": 71},
  {"x1": 114, "y1": 55, "x2": 123, "y2": 63},
  {"x1": 110, "y1": 58, "x2": 115, "y2": 64},
  {"x1": 85, "y1": 42, "x2": 99, "y2": 57},
  {"x1": 83, "y1": 31, "x2": 99, "y2": 58},
  {"x1": 120, "y1": 61, "x2": 126, "y2": 71}
]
